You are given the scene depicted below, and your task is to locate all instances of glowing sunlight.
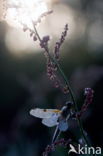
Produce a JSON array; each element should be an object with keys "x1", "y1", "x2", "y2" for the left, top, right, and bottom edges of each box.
[{"x1": 5, "y1": 0, "x2": 48, "y2": 28}]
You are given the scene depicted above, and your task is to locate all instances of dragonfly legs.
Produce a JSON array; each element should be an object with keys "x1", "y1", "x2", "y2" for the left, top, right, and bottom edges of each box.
[{"x1": 52, "y1": 125, "x2": 61, "y2": 144}]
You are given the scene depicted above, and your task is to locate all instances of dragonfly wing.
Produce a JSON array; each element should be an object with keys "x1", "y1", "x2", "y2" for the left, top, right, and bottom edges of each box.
[
  {"x1": 58, "y1": 120, "x2": 68, "y2": 131},
  {"x1": 30, "y1": 108, "x2": 60, "y2": 119},
  {"x1": 42, "y1": 113, "x2": 59, "y2": 127}
]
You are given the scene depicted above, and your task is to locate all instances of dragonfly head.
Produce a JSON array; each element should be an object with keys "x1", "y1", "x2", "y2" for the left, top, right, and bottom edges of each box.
[
  {"x1": 65, "y1": 101, "x2": 73, "y2": 109},
  {"x1": 60, "y1": 101, "x2": 73, "y2": 118}
]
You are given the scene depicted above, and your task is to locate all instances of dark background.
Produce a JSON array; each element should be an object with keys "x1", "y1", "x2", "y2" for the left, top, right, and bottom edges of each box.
[{"x1": 0, "y1": 0, "x2": 103, "y2": 155}]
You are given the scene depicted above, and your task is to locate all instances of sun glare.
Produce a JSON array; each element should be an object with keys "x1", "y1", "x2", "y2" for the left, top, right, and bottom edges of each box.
[
  {"x1": 5, "y1": 0, "x2": 48, "y2": 28},
  {"x1": 3, "y1": 0, "x2": 77, "y2": 56}
]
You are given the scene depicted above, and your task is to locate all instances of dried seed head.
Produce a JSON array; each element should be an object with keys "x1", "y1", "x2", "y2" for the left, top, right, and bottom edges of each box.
[
  {"x1": 33, "y1": 35, "x2": 37, "y2": 41},
  {"x1": 54, "y1": 24, "x2": 68, "y2": 61},
  {"x1": 23, "y1": 26, "x2": 28, "y2": 32},
  {"x1": 63, "y1": 85, "x2": 69, "y2": 94},
  {"x1": 30, "y1": 31, "x2": 34, "y2": 37},
  {"x1": 77, "y1": 88, "x2": 94, "y2": 118},
  {"x1": 40, "y1": 35, "x2": 50, "y2": 48},
  {"x1": 54, "y1": 81, "x2": 59, "y2": 88}
]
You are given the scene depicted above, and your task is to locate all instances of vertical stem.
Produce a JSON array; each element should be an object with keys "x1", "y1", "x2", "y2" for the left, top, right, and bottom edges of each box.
[
  {"x1": 50, "y1": 57, "x2": 91, "y2": 147},
  {"x1": 32, "y1": 23, "x2": 91, "y2": 147}
]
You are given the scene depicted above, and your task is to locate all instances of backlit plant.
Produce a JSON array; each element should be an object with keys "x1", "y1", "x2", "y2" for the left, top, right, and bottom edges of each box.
[{"x1": 0, "y1": 1, "x2": 95, "y2": 155}]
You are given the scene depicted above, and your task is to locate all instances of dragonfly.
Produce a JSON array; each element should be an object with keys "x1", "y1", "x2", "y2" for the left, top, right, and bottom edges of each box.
[{"x1": 30, "y1": 101, "x2": 74, "y2": 143}]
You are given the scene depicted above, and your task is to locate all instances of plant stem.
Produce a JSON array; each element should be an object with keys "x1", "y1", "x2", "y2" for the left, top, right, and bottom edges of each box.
[
  {"x1": 32, "y1": 22, "x2": 91, "y2": 147},
  {"x1": 51, "y1": 57, "x2": 91, "y2": 147}
]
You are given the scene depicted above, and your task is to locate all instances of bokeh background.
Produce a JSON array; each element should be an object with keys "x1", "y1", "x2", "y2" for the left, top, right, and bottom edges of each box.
[{"x1": 0, "y1": 0, "x2": 103, "y2": 155}]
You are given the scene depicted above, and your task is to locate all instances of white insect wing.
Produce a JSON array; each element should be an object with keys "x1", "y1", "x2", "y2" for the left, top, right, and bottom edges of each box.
[
  {"x1": 58, "y1": 120, "x2": 68, "y2": 131},
  {"x1": 30, "y1": 109, "x2": 56, "y2": 118},
  {"x1": 42, "y1": 113, "x2": 59, "y2": 127}
]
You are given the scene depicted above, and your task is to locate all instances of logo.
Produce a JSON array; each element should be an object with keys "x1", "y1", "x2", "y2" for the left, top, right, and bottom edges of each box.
[
  {"x1": 68, "y1": 144, "x2": 102, "y2": 155},
  {"x1": 68, "y1": 144, "x2": 77, "y2": 154}
]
